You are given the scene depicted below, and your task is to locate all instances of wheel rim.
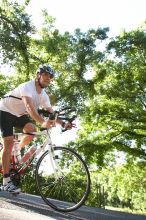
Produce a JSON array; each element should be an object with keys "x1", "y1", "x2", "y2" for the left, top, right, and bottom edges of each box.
[{"x1": 35, "y1": 147, "x2": 90, "y2": 212}]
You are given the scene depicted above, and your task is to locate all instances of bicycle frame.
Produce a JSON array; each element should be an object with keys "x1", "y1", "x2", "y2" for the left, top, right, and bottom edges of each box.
[{"x1": 0, "y1": 128, "x2": 60, "y2": 178}]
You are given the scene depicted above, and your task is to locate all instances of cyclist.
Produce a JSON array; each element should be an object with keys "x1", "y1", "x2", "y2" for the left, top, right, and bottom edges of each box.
[{"x1": 0, "y1": 64, "x2": 72, "y2": 193}]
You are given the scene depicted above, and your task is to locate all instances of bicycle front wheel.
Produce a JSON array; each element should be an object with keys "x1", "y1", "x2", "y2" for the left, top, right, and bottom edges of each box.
[{"x1": 35, "y1": 146, "x2": 90, "y2": 212}]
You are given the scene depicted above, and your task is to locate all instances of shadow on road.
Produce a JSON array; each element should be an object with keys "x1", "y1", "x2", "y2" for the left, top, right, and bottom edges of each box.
[{"x1": 0, "y1": 192, "x2": 89, "y2": 220}]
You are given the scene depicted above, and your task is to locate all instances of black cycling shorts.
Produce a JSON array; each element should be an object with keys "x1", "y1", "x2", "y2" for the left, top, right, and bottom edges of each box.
[{"x1": 0, "y1": 110, "x2": 31, "y2": 137}]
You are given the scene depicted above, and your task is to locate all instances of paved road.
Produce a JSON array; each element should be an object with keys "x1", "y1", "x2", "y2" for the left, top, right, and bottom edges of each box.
[
  {"x1": 1, "y1": 206, "x2": 55, "y2": 220},
  {"x1": 0, "y1": 191, "x2": 146, "y2": 220}
]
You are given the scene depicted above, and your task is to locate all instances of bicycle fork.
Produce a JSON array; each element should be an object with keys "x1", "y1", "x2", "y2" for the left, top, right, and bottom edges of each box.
[{"x1": 48, "y1": 145, "x2": 63, "y2": 180}]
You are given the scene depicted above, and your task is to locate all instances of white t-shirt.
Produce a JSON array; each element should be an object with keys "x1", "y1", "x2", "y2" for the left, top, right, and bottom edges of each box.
[{"x1": 0, "y1": 80, "x2": 51, "y2": 117}]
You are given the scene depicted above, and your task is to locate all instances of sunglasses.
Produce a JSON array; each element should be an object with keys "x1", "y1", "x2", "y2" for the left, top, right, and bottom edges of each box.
[{"x1": 42, "y1": 72, "x2": 54, "y2": 79}]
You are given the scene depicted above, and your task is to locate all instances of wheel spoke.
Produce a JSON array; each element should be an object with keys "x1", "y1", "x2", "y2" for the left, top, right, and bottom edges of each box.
[{"x1": 35, "y1": 147, "x2": 90, "y2": 212}]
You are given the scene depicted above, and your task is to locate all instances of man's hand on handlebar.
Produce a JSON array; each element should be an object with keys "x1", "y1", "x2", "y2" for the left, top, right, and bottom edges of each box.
[
  {"x1": 38, "y1": 107, "x2": 77, "y2": 131},
  {"x1": 41, "y1": 119, "x2": 56, "y2": 128},
  {"x1": 40, "y1": 110, "x2": 58, "y2": 129}
]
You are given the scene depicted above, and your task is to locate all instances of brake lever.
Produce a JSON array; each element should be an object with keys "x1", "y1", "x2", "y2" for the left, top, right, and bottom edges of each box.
[{"x1": 61, "y1": 115, "x2": 77, "y2": 132}]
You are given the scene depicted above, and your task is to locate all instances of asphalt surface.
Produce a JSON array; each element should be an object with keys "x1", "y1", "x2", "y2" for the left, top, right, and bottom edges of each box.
[
  {"x1": 0, "y1": 192, "x2": 146, "y2": 220},
  {"x1": 1, "y1": 206, "x2": 55, "y2": 220}
]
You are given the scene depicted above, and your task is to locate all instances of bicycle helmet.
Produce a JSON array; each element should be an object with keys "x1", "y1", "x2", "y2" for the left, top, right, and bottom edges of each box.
[{"x1": 37, "y1": 64, "x2": 55, "y2": 78}]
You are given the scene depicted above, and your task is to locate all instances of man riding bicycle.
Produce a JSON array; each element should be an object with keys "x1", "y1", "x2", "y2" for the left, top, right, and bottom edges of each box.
[{"x1": 0, "y1": 64, "x2": 72, "y2": 193}]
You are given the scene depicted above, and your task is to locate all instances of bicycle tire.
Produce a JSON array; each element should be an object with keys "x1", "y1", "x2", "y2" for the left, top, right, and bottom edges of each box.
[{"x1": 35, "y1": 146, "x2": 90, "y2": 212}]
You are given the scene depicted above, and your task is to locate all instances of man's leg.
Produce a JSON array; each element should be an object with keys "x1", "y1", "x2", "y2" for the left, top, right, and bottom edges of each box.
[
  {"x1": 2, "y1": 136, "x2": 14, "y2": 185},
  {"x1": 1, "y1": 135, "x2": 20, "y2": 193},
  {"x1": 18, "y1": 122, "x2": 36, "y2": 148},
  {"x1": 0, "y1": 111, "x2": 23, "y2": 192}
]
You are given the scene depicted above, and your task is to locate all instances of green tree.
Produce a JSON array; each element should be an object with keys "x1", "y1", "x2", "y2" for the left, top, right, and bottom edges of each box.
[
  {"x1": 0, "y1": 0, "x2": 35, "y2": 79},
  {"x1": 0, "y1": 74, "x2": 13, "y2": 97},
  {"x1": 97, "y1": 159, "x2": 146, "y2": 211},
  {"x1": 73, "y1": 28, "x2": 146, "y2": 166}
]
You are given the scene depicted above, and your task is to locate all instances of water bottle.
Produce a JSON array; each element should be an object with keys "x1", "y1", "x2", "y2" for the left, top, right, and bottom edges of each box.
[
  {"x1": 20, "y1": 146, "x2": 37, "y2": 164},
  {"x1": 13, "y1": 143, "x2": 21, "y2": 164}
]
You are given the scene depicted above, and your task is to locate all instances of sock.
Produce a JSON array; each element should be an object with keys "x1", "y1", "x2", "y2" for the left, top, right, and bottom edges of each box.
[
  {"x1": 3, "y1": 173, "x2": 10, "y2": 185},
  {"x1": 3, "y1": 173, "x2": 10, "y2": 178}
]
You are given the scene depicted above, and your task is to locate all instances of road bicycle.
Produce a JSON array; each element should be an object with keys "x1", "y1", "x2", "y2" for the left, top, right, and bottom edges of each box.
[{"x1": 0, "y1": 107, "x2": 91, "y2": 212}]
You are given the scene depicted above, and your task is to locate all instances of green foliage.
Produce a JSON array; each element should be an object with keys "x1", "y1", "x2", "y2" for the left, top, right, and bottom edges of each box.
[
  {"x1": 73, "y1": 28, "x2": 146, "y2": 165},
  {"x1": 0, "y1": 0, "x2": 35, "y2": 79},
  {"x1": 0, "y1": 74, "x2": 13, "y2": 97},
  {"x1": 95, "y1": 159, "x2": 146, "y2": 211},
  {"x1": 20, "y1": 166, "x2": 36, "y2": 194}
]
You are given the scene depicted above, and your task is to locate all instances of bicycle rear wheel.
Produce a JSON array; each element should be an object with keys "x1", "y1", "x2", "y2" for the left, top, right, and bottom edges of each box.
[{"x1": 35, "y1": 146, "x2": 90, "y2": 212}]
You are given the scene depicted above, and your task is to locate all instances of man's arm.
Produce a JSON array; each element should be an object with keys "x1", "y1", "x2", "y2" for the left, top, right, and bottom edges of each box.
[
  {"x1": 41, "y1": 107, "x2": 74, "y2": 130},
  {"x1": 22, "y1": 96, "x2": 54, "y2": 128}
]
